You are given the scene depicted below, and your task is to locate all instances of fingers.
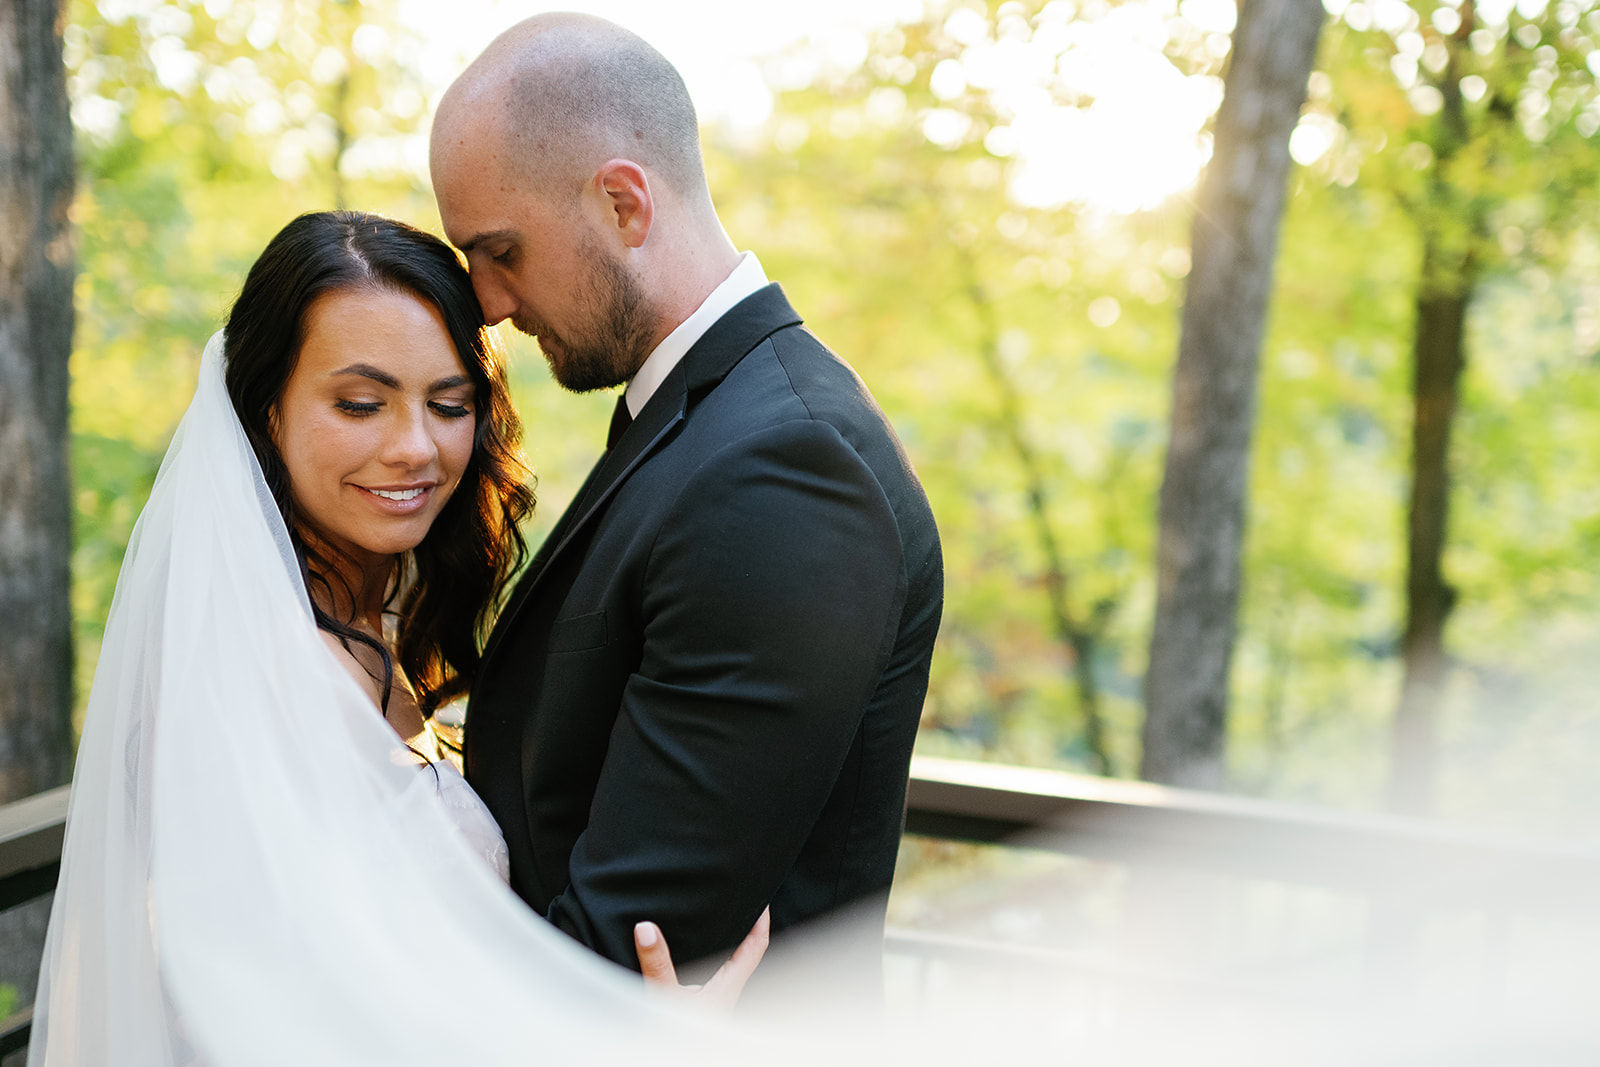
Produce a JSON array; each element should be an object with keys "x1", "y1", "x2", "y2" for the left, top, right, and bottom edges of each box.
[
  {"x1": 727, "y1": 906, "x2": 770, "y2": 975},
  {"x1": 634, "y1": 921, "x2": 679, "y2": 988},
  {"x1": 701, "y1": 907, "x2": 771, "y2": 1009},
  {"x1": 636, "y1": 908, "x2": 771, "y2": 1010}
]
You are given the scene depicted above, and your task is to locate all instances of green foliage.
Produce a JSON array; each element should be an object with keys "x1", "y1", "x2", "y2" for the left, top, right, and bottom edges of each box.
[{"x1": 1227, "y1": 0, "x2": 1600, "y2": 812}]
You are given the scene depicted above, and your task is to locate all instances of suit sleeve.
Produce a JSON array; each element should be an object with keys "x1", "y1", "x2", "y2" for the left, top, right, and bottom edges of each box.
[{"x1": 543, "y1": 418, "x2": 906, "y2": 967}]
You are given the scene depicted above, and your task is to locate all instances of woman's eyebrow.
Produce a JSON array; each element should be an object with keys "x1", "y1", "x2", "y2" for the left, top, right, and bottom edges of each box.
[
  {"x1": 331, "y1": 363, "x2": 400, "y2": 388},
  {"x1": 330, "y1": 365, "x2": 471, "y2": 392}
]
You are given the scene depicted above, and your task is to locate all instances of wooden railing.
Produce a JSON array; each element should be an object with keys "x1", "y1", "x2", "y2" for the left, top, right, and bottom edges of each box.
[
  {"x1": 3, "y1": 759, "x2": 1596, "y2": 1055},
  {"x1": 889, "y1": 757, "x2": 1600, "y2": 994},
  {"x1": 901, "y1": 756, "x2": 1597, "y2": 912},
  {"x1": 0, "y1": 785, "x2": 67, "y2": 1059}
]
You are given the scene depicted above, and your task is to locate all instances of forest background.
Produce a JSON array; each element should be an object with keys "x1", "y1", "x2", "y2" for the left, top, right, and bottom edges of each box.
[{"x1": 43, "y1": 0, "x2": 1600, "y2": 839}]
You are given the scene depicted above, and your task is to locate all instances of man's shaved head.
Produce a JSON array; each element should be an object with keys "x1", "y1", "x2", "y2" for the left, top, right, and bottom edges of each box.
[
  {"x1": 431, "y1": 14, "x2": 741, "y2": 387},
  {"x1": 436, "y1": 13, "x2": 706, "y2": 203}
]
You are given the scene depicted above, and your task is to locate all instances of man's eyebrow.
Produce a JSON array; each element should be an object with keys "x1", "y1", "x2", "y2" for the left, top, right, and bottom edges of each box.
[
  {"x1": 331, "y1": 364, "x2": 400, "y2": 388},
  {"x1": 455, "y1": 228, "x2": 517, "y2": 255}
]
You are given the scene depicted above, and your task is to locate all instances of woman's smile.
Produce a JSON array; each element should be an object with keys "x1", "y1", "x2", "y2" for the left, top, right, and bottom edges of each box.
[
  {"x1": 355, "y1": 482, "x2": 435, "y2": 513},
  {"x1": 365, "y1": 486, "x2": 427, "y2": 501}
]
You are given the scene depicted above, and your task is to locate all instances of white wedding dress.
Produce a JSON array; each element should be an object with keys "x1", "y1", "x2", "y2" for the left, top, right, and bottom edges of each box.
[
  {"x1": 407, "y1": 759, "x2": 511, "y2": 884},
  {"x1": 25, "y1": 332, "x2": 766, "y2": 1066}
]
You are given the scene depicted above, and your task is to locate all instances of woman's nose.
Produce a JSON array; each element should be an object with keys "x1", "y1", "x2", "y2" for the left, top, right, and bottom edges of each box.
[{"x1": 383, "y1": 407, "x2": 438, "y2": 468}]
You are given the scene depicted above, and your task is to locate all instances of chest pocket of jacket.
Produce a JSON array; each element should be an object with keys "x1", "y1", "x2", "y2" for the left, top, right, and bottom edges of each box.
[{"x1": 548, "y1": 610, "x2": 608, "y2": 654}]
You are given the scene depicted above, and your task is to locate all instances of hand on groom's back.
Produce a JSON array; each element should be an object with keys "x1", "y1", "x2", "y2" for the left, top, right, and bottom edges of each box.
[{"x1": 636, "y1": 908, "x2": 771, "y2": 1010}]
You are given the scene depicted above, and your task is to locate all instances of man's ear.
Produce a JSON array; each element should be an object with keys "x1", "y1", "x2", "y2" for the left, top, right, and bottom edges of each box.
[{"x1": 595, "y1": 159, "x2": 653, "y2": 249}]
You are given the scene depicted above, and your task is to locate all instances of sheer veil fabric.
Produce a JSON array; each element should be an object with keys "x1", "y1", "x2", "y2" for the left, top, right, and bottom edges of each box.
[{"x1": 27, "y1": 332, "x2": 755, "y2": 1065}]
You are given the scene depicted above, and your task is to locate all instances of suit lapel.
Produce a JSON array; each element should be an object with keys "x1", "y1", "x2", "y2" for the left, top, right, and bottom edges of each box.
[
  {"x1": 479, "y1": 450, "x2": 608, "y2": 666},
  {"x1": 504, "y1": 380, "x2": 681, "y2": 604},
  {"x1": 481, "y1": 284, "x2": 806, "y2": 658},
  {"x1": 479, "y1": 381, "x2": 684, "y2": 667}
]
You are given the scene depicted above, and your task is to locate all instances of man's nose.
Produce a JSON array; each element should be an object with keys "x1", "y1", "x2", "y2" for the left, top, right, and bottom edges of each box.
[{"x1": 472, "y1": 273, "x2": 514, "y2": 327}]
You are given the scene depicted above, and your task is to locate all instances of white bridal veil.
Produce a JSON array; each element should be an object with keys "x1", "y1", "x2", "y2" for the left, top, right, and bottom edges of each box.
[{"x1": 27, "y1": 332, "x2": 758, "y2": 1066}]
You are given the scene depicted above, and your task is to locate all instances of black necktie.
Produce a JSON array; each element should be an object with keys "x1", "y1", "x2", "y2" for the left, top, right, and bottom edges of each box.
[{"x1": 607, "y1": 395, "x2": 632, "y2": 450}]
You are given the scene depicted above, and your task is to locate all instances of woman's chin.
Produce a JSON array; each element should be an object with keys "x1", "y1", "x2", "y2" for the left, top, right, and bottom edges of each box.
[
  {"x1": 363, "y1": 526, "x2": 435, "y2": 558},
  {"x1": 313, "y1": 521, "x2": 435, "y2": 568}
]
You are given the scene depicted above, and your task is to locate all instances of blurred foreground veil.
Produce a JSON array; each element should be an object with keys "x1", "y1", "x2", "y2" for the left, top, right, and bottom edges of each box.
[{"x1": 26, "y1": 332, "x2": 755, "y2": 1066}]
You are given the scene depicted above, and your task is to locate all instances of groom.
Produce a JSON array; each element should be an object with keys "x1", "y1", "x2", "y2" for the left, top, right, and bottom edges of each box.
[{"x1": 431, "y1": 13, "x2": 943, "y2": 979}]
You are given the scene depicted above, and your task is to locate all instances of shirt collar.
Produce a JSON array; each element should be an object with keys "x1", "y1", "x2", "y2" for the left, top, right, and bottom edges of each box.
[{"x1": 623, "y1": 251, "x2": 769, "y2": 418}]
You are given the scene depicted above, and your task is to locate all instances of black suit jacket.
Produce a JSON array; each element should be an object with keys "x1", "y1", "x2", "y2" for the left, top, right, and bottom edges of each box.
[{"x1": 465, "y1": 284, "x2": 943, "y2": 971}]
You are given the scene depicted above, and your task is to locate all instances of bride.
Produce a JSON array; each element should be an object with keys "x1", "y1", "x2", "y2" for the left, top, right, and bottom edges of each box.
[{"x1": 28, "y1": 210, "x2": 766, "y2": 1065}]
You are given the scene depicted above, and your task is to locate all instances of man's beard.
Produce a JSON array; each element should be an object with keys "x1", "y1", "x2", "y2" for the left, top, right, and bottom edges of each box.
[{"x1": 514, "y1": 239, "x2": 657, "y2": 394}]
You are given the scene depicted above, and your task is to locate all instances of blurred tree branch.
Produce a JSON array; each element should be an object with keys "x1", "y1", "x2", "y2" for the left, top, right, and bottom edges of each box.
[{"x1": 963, "y1": 258, "x2": 1115, "y2": 777}]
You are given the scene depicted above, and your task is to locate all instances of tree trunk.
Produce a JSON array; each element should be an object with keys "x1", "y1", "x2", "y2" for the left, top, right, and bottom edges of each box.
[
  {"x1": 0, "y1": 0, "x2": 75, "y2": 804},
  {"x1": 1387, "y1": 10, "x2": 1477, "y2": 816},
  {"x1": 0, "y1": 0, "x2": 75, "y2": 1015},
  {"x1": 1142, "y1": 0, "x2": 1323, "y2": 788},
  {"x1": 1388, "y1": 258, "x2": 1469, "y2": 814}
]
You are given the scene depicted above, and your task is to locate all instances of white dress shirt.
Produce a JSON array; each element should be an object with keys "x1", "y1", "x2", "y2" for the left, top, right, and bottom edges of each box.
[{"x1": 623, "y1": 251, "x2": 769, "y2": 418}]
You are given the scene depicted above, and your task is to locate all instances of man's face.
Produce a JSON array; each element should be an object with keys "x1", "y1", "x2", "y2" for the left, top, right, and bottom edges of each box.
[{"x1": 434, "y1": 147, "x2": 656, "y2": 393}]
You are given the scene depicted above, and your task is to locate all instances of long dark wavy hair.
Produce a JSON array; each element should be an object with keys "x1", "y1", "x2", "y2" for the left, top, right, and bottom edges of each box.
[{"x1": 224, "y1": 210, "x2": 534, "y2": 714}]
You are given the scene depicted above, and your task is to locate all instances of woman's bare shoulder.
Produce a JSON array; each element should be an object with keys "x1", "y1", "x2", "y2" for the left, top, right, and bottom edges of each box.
[
  {"x1": 316, "y1": 629, "x2": 434, "y2": 755},
  {"x1": 318, "y1": 629, "x2": 386, "y2": 708}
]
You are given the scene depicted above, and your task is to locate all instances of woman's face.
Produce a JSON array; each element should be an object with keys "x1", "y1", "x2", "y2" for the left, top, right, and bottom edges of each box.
[{"x1": 273, "y1": 286, "x2": 477, "y2": 569}]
